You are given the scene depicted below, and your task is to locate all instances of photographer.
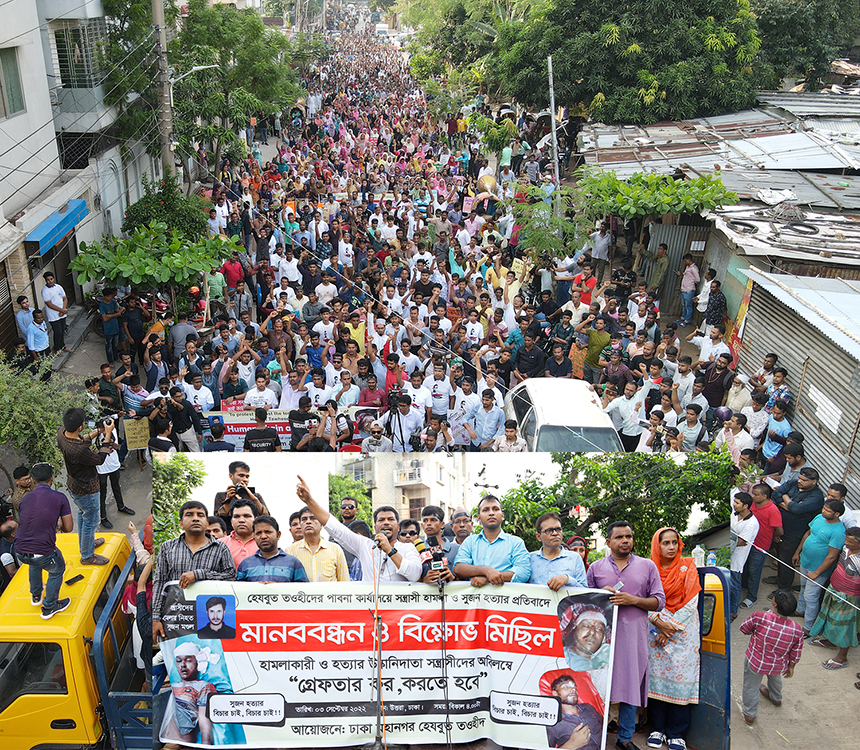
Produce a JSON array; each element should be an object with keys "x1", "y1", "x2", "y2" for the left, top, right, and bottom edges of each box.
[
  {"x1": 212, "y1": 461, "x2": 269, "y2": 527},
  {"x1": 94, "y1": 416, "x2": 135, "y2": 529},
  {"x1": 57, "y1": 408, "x2": 115, "y2": 565},
  {"x1": 380, "y1": 395, "x2": 424, "y2": 452},
  {"x1": 636, "y1": 409, "x2": 667, "y2": 453}
]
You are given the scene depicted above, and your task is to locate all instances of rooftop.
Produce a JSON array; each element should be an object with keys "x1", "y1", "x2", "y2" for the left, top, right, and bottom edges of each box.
[{"x1": 740, "y1": 268, "x2": 860, "y2": 362}]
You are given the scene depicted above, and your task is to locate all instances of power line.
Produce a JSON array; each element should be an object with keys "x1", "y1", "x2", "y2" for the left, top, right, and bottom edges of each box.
[
  {"x1": 0, "y1": 34, "x2": 157, "y2": 175},
  {"x1": 0, "y1": 0, "x2": 102, "y2": 48}
]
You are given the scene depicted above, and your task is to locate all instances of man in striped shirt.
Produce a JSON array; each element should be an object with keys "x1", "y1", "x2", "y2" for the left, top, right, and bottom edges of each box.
[
  {"x1": 286, "y1": 507, "x2": 350, "y2": 582},
  {"x1": 237, "y1": 516, "x2": 308, "y2": 583}
]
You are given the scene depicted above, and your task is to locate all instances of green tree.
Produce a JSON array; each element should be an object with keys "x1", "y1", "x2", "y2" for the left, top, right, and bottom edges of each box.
[
  {"x1": 752, "y1": 0, "x2": 860, "y2": 88},
  {"x1": 121, "y1": 175, "x2": 209, "y2": 240},
  {"x1": 552, "y1": 452, "x2": 733, "y2": 556},
  {"x1": 263, "y1": 0, "x2": 290, "y2": 17},
  {"x1": 0, "y1": 356, "x2": 88, "y2": 477},
  {"x1": 170, "y1": 0, "x2": 301, "y2": 178},
  {"x1": 492, "y1": 476, "x2": 570, "y2": 552},
  {"x1": 328, "y1": 472, "x2": 372, "y2": 525},
  {"x1": 71, "y1": 220, "x2": 233, "y2": 316},
  {"x1": 152, "y1": 453, "x2": 208, "y2": 555},
  {"x1": 496, "y1": 0, "x2": 762, "y2": 123},
  {"x1": 509, "y1": 182, "x2": 592, "y2": 261}
]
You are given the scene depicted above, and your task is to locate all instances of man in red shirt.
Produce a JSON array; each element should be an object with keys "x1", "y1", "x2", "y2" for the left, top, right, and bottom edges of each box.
[
  {"x1": 740, "y1": 483, "x2": 783, "y2": 609},
  {"x1": 221, "y1": 251, "x2": 245, "y2": 293},
  {"x1": 570, "y1": 263, "x2": 598, "y2": 305}
]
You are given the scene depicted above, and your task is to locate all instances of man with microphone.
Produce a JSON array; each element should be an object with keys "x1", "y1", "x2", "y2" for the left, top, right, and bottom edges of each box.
[
  {"x1": 420, "y1": 505, "x2": 459, "y2": 585},
  {"x1": 295, "y1": 476, "x2": 421, "y2": 583}
]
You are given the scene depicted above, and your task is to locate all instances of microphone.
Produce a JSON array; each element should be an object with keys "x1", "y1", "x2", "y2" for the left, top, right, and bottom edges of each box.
[{"x1": 414, "y1": 536, "x2": 432, "y2": 564}]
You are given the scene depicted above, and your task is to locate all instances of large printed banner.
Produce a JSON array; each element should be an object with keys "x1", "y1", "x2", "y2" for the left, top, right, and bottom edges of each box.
[{"x1": 159, "y1": 582, "x2": 617, "y2": 750}]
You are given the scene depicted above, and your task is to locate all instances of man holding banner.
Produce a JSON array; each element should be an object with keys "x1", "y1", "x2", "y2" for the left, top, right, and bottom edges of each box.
[{"x1": 587, "y1": 522, "x2": 665, "y2": 750}]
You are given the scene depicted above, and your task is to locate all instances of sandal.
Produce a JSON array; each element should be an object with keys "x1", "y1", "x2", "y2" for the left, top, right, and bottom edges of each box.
[
  {"x1": 821, "y1": 659, "x2": 848, "y2": 670},
  {"x1": 809, "y1": 638, "x2": 835, "y2": 649}
]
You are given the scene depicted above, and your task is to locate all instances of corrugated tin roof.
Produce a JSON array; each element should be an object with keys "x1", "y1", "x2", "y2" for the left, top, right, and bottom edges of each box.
[
  {"x1": 687, "y1": 169, "x2": 860, "y2": 211},
  {"x1": 740, "y1": 267, "x2": 860, "y2": 361},
  {"x1": 580, "y1": 109, "x2": 860, "y2": 177},
  {"x1": 711, "y1": 205, "x2": 860, "y2": 267},
  {"x1": 757, "y1": 91, "x2": 860, "y2": 119}
]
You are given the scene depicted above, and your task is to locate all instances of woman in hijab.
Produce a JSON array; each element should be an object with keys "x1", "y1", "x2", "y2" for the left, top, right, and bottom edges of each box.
[{"x1": 647, "y1": 527, "x2": 702, "y2": 750}]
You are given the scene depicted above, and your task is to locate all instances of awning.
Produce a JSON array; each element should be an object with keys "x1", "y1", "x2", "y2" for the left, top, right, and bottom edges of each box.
[{"x1": 24, "y1": 199, "x2": 89, "y2": 256}]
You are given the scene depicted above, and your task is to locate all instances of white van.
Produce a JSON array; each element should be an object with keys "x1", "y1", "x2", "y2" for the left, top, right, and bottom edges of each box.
[
  {"x1": 375, "y1": 22, "x2": 388, "y2": 36},
  {"x1": 503, "y1": 379, "x2": 624, "y2": 452}
]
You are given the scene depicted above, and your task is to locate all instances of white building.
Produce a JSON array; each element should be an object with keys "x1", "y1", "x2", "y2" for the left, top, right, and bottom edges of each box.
[{"x1": 0, "y1": 0, "x2": 157, "y2": 349}]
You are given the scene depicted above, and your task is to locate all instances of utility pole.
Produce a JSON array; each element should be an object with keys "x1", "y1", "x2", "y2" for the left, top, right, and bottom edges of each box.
[
  {"x1": 547, "y1": 56, "x2": 561, "y2": 216},
  {"x1": 152, "y1": 0, "x2": 173, "y2": 176},
  {"x1": 321, "y1": 0, "x2": 326, "y2": 31}
]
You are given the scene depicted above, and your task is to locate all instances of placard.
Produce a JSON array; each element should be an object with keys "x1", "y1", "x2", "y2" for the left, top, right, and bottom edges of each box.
[{"x1": 123, "y1": 416, "x2": 151, "y2": 451}]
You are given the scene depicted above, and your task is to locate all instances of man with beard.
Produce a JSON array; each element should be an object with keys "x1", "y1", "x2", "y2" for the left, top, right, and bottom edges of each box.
[
  {"x1": 587, "y1": 522, "x2": 665, "y2": 750},
  {"x1": 237, "y1": 516, "x2": 309, "y2": 583},
  {"x1": 295, "y1": 476, "x2": 420, "y2": 582},
  {"x1": 546, "y1": 674, "x2": 603, "y2": 750},
  {"x1": 196, "y1": 596, "x2": 237, "y2": 639}
]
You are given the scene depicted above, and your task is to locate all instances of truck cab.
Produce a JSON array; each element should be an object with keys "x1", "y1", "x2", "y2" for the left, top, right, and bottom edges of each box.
[{"x1": 0, "y1": 533, "x2": 151, "y2": 749}]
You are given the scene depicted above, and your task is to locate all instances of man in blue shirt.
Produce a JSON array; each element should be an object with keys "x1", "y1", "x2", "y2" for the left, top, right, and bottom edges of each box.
[
  {"x1": 529, "y1": 512, "x2": 587, "y2": 590},
  {"x1": 15, "y1": 294, "x2": 33, "y2": 339},
  {"x1": 453, "y1": 495, "x2": 530, "y2": 586},
  {"x1": 98, "y1": 287, "x2": 123, "y2": 364},
  {"x1": 465, "y1": 391, "x2": 505, "y2": 451},
  {"x1": 27, "y1": 309, "x2": 51, "y2": 362},
  {"x1": 237, "y1": 516, "x2": 309, "y2": 583}
]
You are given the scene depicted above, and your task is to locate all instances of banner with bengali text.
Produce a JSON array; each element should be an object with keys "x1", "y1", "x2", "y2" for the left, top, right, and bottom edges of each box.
[{"x1": 158, "y1": 581, "x2": 617, "y2": 750}]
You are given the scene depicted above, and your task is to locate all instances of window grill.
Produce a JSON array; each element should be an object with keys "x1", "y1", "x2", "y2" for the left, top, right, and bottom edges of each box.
[{"x1": 50, "y1": 18, "x2": 108, "y2": 89}]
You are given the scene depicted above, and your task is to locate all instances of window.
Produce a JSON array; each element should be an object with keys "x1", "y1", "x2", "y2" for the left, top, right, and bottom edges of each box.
[
  {"x1": 701, "y1": 592, "x2": 716, "y2": 638},
  {"x1": 0, "y1": 642, "x2": 67, "y2": 714},
  {"x1": 0, "y1": 48, "x2": 25, "y2": 118},
  {"x1": 93, "y1": 565, "x2": 120, "y2": 624},
  {"x1": 50, "y1": 19, "x2": 107, "y2": 89}
]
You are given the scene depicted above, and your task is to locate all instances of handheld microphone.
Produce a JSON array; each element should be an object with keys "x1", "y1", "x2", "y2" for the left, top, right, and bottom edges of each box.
[{"x1": 414, "y1": 536, "x2": 433, "y2": 564}]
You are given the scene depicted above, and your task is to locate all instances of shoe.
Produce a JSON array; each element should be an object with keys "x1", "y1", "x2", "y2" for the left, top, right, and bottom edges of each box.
[
  {"x1": 730, "y1": 613, "x2": 738, "y2": 622},
  {"x1": 80, "y1": 554, "x2": 109, "y2": 565},
  {"x1": 667, "y1": 739, "x2": 686, "y2": 750},
  {"x1": 118, "y1": 505, "x2": 135, "y2": 515},
  {"x1": 792, "y1": 585, "x2": 800, "y2": 592},
  {"x1": 94, "y1": 537, "x2": 105, "y2": 547},
  {"x1": 647, "y1": 732, "x2": 666, "y2": 748},
  {"x1": 31, "y1": 592, "x2": 43, "y2": 607},
  {"x1": 41, "y1": 597, "x2": 71, "y2": 619},
  {"x1": 101, "y1": 517, "x2": 114, "y2": 529},
  {"x1": 616, "y1": 742, "x2": 642, "y2": 750},
  {"x1": 762, "y1": 576, "x2": 778, "y2": 585},
  {"x1": 740, "y1": 598, "x2": 755, "y2": 608},
  {"x1": 743, "y1": 714, "x2": 755, "y2": 725},
  {"x1": 759, "y1": 684, "x2": 781, "y2": 707}
]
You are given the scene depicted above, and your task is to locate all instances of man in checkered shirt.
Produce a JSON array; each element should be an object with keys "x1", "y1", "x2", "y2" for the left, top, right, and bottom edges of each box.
[{"x1": 739, "y1": 590, "x2": 804, "y2": 724}]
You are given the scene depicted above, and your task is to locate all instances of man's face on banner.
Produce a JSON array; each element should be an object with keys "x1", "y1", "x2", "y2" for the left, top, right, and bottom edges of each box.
[
  {"x1": 207, "y1": 604, "x2": 225, "y2": 628},
  {"x1": 569, "y1": 616, "x2": 606, "y2": 658},
  {"x1": 176, "y1": 654, "x2": 199, "y2": 681},
  {"x1": 553, "y1": 677, "x2": 579, "y2": 705}
]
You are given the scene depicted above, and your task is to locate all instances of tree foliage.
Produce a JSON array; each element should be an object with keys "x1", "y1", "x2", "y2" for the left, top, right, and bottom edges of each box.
[
  {"x1": 510, "y1": 182, "x2": 592, "y2": 260},
  {"x1": 170, "y1": 0, "x2": 301, "y2": 174},
  {"x1": 552, "y1": 452, "x2": 733, "y2": 557},
  {"x1": 0, "y1": 356, "x2": 88, "y2": 473},
  {"x1": 121, "y1": 175, "x2": 209, "y2": 240},
  {"x1": 72, "y1": 221, "x2": 232, "y2": 314},
  {"x1": 752, "y1": 0, "x2": 860, "y2": 88},
  {"x1": 152, "y1": 453, "x2": 208, "y2": 555},
  {"x1": 328, "y1": 471, "x2": 373, "y2": 525},
  {"x1": 577, "y1": 168, "x2": 738, "y2": 220}
]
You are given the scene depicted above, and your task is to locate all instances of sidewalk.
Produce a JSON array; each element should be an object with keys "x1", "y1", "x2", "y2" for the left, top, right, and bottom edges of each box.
[{"x1": 730, "y1": 593, "x2": 856, "y2": 747}]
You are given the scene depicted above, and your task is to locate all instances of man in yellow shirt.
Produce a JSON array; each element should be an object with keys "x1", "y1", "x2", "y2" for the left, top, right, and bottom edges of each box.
[{"x1": 286, "y1": 506, "x2": 350, "y2": 582}]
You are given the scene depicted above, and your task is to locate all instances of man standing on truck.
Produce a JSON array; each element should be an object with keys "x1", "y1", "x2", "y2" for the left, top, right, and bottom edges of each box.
[
  {"x1": 16, "y1": 463, "x2": 74, "y2": 619},
  {"x1": 152, "y1": 500, "x2": 236, "y2": 644}
]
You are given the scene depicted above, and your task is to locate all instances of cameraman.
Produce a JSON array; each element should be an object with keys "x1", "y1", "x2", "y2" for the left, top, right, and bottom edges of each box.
[
  {"x1": 380, "y1": 395, "x2": 424, "y2": 452},
  {"x1": 94, "y1": 416, "x2": 135, "y2": 529},
  {"x1": 57, "y1": 408, "x2": 115, "y2": 565},
  {"x1": 637, "y1": 409, "x2": 666, "y2": 453},
  {"x1": 213, "y1": 460, "x2": 269, "y2": 527}
]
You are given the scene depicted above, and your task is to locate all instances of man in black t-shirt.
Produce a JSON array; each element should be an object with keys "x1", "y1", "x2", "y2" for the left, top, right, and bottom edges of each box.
[
  {"x1": 289, "y1": 396, "x2": 320, "y2": 451},
  {"x1": 243, "y1": 408, "x2": 282, "y2": 452}
]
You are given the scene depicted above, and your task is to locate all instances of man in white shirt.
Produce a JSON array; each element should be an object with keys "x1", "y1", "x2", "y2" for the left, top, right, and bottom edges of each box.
[
  {"x1": 396, "y1": 339, "x2": 421, "y2": 376},
  {"x1": 279, "y1": 248, "x2": 301, "y2": 285},
  {"x1": 296, "y1": 476, "x2": 421, "y2": 583},
  {"x1": 381, "y1": 397, "x2": 425, "y2": 452},
  {"x1": 687, "y1": 323, "x2": 731, "y2": 367},
  {"x1": 714, "y1": 413, "x2": 755, "y2": 456},
  {"x1": 315, "y1": 274, "x2": 338, "y2": 306},
  {"x1": 40, "y1": 272, "x2": 69, "y2": 352},
  {"x1": 184, "y1": 373, "x2": 215, "y2": 412},
  {"x1": 403, "y1": 370, "x2": 433, "y2": 422},
  {"x1": 730, "y1": 492, "x2": 759, "y2": 618},
  {"x1": 278, "y1": 370, "x2": 306, "y2": 411},
  {"x1": 305, "y1": 370, "x2": 332, "y2": 408},
  {"x1": 588, "y1": 223, "x2": 612, "y2": 283},
  {"x1": 244, "y1": 374, "x2": 278, "y2": 410},
  {"x1": 380, "y1": 216, "x2": 398, "y2": 242}
]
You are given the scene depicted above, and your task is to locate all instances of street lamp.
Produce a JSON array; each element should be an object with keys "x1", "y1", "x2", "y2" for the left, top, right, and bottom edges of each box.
[{"x1": 168, "y1": 64, "x2": 219, "y2": 109}]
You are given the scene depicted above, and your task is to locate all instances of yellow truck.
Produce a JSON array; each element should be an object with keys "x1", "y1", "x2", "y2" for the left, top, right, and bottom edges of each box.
[{"x1": 0, "y1": 533, "x2": 151, "y2": 749}]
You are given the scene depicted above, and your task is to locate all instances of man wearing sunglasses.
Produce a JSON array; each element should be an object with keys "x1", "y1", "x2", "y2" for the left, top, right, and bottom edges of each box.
[
  {"x1": 398, "y1": 519, "x2": 421, "y2": 542},
  {"x1": 361, "y1": 420, "x2": 393, "y2": 452},
  {"x1": 529, "y1": 512, "x2": 588, "y2": 591}
]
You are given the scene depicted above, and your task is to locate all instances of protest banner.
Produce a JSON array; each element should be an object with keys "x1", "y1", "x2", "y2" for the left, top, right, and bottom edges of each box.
[
  {"x1": 158, "y1": 582, "x2": 616, "y2": 750},
  {"x1": 202, "y1": 411, "x2": 293, "y2": 451},
  {"x1": 122, "y1": 416, "x2": 150, "y2": 451}
]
